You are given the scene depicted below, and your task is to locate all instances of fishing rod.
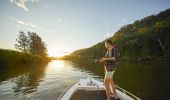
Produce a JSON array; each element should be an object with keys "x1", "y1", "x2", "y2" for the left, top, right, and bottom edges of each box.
[{"x1": 57, "y1": 50, "x2": 107, "y2": 63}]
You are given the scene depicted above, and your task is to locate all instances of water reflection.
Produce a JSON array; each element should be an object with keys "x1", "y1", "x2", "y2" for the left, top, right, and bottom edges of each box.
[
  {"x1": 0, "y1": 60, "x2": 97, "y2": 100},
  {"x1": 0, "y1": 60, "x2": 170, "y2": 100},
  {"x1": 0, "y1": 63, "x2": 47, "y2": 100}
]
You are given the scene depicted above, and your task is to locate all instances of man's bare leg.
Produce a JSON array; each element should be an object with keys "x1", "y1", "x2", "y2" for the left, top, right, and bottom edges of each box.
[
  {"x1": 104, "y1": 74, "x2": 111, "y2": 100},
  {"x1": 110, "y1": 79, "x2": 116, "y2": 95},
  {"x1": 105, "y1": 79, "x2": 111, "y2": 100}
]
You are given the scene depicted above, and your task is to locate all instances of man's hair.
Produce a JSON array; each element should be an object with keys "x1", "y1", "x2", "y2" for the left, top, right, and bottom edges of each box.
[{"x1": 105, "y1": 39, "x2": 113, "y2": 45}]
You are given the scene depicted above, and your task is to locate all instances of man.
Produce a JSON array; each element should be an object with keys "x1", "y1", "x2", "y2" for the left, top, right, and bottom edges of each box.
[{"x1": 95, "y1": 39, "x2": 120, "y2": 100}]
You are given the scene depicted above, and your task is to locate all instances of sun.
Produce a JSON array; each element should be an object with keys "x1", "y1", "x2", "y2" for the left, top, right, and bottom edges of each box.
[{"x1": 48, "y1": 49, "x2": 70, "y2": 57}]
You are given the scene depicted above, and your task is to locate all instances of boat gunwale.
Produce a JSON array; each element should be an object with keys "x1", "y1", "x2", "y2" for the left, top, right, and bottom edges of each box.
[
  {"x1": 115, "y1": 85, "x2": 141, "y2": 100},
  {"x1": 57, "y1": 82, "x2": 76, "y2": 100}
]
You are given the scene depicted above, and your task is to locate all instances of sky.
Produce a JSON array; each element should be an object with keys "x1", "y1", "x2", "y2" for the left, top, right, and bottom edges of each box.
[{"x1": 0, "y1": 0, "x2": 170, "y2": 57}]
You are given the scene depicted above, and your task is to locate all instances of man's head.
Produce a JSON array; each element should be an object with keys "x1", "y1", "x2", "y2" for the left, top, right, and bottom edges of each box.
[{"x1": 105, "y1": 39, "x2": 113, "y2": 49}]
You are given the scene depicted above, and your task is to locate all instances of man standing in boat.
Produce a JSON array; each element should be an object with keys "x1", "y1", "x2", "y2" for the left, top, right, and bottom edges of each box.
[{"x1": 95, "y1": 39, "x2": 120, "y2": 100}]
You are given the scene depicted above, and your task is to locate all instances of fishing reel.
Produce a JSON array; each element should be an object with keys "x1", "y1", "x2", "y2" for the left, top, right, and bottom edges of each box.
[{"x1": 95, "y1": 59, "x2": 100, "y2": 63}]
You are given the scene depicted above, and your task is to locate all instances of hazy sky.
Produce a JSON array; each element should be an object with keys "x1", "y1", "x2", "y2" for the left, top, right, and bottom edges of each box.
[{"x1": 1, "y1": 0, "x2": 170, "y2": 56}]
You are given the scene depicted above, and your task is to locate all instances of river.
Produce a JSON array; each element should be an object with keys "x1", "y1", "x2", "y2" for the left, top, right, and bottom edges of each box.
[{"x1": 0, "y1": 60, "x2": 170, "y2": 100}]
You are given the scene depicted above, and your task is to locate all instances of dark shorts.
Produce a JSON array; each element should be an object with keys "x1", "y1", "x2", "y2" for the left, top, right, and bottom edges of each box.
[{"x1": 105, "y1": 63, "x2": 116, "y2": 72}]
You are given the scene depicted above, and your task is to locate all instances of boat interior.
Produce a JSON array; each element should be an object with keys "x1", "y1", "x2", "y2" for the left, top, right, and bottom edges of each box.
[{"x1": 70, "y1": 90, "x2": 120, "y2": 100}]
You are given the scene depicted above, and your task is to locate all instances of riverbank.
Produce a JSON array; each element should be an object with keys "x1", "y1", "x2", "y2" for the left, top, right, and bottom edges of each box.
[{"x1": 0, "y1": 49, "x2": 50, "y2": 67}]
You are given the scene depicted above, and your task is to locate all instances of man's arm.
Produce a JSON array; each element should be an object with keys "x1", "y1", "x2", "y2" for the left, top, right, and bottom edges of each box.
[
  {"x1": 95, "y1": 57, "x2": 116, "y2": 63},
  {"x1": 102, "y1": 57, "x2": 116, "y2": 61},
  {"x1": 95, "y1": 59, "x2": 104, "y2": 63}
]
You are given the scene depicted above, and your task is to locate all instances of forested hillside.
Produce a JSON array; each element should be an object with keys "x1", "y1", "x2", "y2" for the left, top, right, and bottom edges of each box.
[{"x1": 63, "y1": 9, "x2": 170, "y2": 61}]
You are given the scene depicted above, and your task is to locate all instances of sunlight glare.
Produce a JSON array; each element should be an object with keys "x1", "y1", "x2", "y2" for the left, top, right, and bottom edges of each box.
[
  {"x1": 48, "y1": 49, "x2": 70, "y2": 57},
  {"x1": 49, "y1": 60, "x2": 65, "y2": 71}
]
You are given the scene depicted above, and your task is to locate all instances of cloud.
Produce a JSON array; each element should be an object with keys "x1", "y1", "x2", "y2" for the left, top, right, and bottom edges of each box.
[
  {"x1": 17, "y1": 20, "x2": 37, "y2": 28},
  {"x1": 104, "y1": 33, "x2": 113, "y2": 38},
  {"x1": 9, "y1": 0, "x2": 39, "y2": 11},
  {"x1": 17, "y1": 20, "x2": 27, "y2": 25},
  {"x1": 16, "y1": 20, "x2": 44, "y2": 34},
  {"x1": 16, "y1": 20, "x2": 56, "y2": 35}
]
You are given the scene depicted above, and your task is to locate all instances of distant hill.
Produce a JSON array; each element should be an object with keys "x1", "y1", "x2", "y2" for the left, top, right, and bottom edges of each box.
[{"x1": 63, "y1": 9, "x2": 170, "y2": 61}]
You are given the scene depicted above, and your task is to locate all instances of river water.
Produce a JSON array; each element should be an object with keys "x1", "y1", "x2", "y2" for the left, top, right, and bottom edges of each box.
[{"x1": 0, "y1": 60, "x2": 170, "y2": 100}]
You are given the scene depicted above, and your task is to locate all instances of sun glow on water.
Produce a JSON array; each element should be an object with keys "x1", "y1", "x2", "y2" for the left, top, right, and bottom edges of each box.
[{"x1": 48, "y1": 60, "x2": 65, "y2": 71}]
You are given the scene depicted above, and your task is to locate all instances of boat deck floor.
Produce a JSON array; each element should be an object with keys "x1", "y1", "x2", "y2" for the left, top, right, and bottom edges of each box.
[{"x1": 70, "y1": 90, "x2": 120, "y2": 100}]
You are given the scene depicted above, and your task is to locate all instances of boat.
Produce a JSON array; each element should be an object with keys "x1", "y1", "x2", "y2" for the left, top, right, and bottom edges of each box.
[{"x1": 57, "y1": 77, "x2": 141, "y2": 100}]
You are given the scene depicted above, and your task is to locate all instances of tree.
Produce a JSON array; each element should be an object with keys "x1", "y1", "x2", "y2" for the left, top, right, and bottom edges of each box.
[
  {"x1": 15, "y1": 31, "x2": 29, "y2": 53},
  {"x1": 15, "y1": 31, "x2": 48, "y2": 57},
  {"x1": 28, "y1": 32, "x2": 47, "y2": 57}
]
